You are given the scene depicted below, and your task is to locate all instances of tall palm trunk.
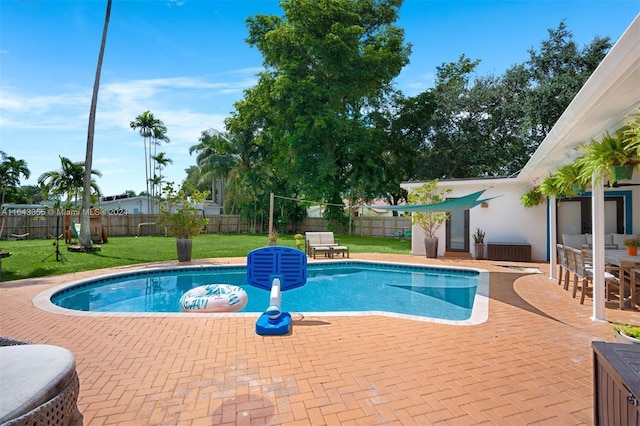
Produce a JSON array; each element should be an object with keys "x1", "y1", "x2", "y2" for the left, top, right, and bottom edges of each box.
[
  {"x1": 80, "y1": 0, "x2": 111, "y2": 248},
  {"x1": 144, "y1": 137, "x2": 149, "y2": 214}
]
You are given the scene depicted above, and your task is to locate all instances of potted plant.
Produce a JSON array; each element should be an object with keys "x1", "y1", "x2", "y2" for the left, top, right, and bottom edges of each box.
[
  {"x1": 623, "y1": 238, "x2": 640, "y2": 256},
  {"x1": 473, "y1": 228, "x2": 485, "y2": 260},
  {"x1": 612, "y1": 323, "x2": 640, "y2": 345},
  {"x1": 576, "y1": 129, "x2": 640, "y2": 185},
  {"x1": 621, "y1": 107, "x2": 640, "y2": 168},
  {"x1": 553, "y1": 162, "x2": 587, "y2": 195},
  {"x1": 520, "y1": 187, "x2": 545, "y2": 208},
  {"x1": 294, "y1": 233, "x2": 304, "y2": 250},
  {"x1": 538, "y1": 162, "x2": 587, "y2": 199},
  {"x1": 408, "y1": 180, "x2": 451, "y2": 258},
  {"x1": 157, "y1": 182, "x2": 209, "y2": 262}
]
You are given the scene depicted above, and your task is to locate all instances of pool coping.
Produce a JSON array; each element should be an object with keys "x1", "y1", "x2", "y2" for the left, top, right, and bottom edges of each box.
[{"x1": 32, "y1": 259, "x2": 490, "y2": 326}]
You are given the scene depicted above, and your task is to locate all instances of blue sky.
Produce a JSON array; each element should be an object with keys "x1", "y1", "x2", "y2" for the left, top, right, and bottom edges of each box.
[{"x1": 1, "y1": 0, "x2": 638, "y2": 198}]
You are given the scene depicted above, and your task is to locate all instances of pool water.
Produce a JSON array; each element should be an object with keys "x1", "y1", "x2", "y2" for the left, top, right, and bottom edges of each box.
[{"x1": 50, "y1": 262, "x2": 481, "y2": 321}]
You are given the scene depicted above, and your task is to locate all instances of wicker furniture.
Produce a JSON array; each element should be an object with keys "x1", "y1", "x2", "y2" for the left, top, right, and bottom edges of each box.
[{"x1": 0, "y1": 337, "x2": 81, "y2": 426}]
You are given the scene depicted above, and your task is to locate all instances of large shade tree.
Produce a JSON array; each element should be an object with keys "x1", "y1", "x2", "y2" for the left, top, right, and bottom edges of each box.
[
  {"x1": 187, "y1": 18, "x2": 612, "y2": 216},
  {"x1": 231, "y1": 0, "x2": 410, "y2": 229},
  {"x1": 374, "y1": 90, "x2": 436, "y2": 208},
  {"x1": 522, "y1": 20, "x2": 611, "y2": 146},
  {"x1": 410, "y1": 22, "x2": 611, "y2": 181}
]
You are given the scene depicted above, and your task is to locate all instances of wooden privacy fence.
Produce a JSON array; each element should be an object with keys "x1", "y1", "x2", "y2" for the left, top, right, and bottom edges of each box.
[
  {"x1": 1, "y1": 212, "x2": 411, "y2": 240},
  {"x1": 294, "y1": 217, "x2": 411, "y2": 238}
]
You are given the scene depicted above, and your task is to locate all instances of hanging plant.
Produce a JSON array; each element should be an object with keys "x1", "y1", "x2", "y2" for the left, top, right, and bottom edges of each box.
[
  {"x1": 622, "y1": 107, "x2": 640, "y2": 159},
  {"x1": 576, "y1": 129, "x2": 640, "y2": 184},
  {"x1": 520, "y1": 187, "x2": 545, "y2": 208},
  {"x1": 539, "y1": 174, "x2": 564, "y2": 198},
  {"x1": 554, "y1": 162, "x2": 587, "y2": 196}
]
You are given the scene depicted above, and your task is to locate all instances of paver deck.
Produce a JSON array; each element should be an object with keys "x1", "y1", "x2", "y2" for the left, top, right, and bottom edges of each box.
[{"x1": 1, "y1": 253, "x2": 638, "y2": 425}]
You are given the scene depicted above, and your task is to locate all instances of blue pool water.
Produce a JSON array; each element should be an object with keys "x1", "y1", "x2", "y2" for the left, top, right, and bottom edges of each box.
[{"x1": 50, "y1": 262, "x2": 481, "y2": 321}]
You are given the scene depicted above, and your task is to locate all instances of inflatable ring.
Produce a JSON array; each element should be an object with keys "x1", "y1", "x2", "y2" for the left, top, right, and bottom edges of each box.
[{"x1": 180, "y1": 284, "x2": 248, "y2": 313}]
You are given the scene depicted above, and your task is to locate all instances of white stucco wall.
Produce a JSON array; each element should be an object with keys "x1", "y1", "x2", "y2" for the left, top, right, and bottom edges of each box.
[{"x1": 405, "y1": 179, "x2": 549, "y2": 261}]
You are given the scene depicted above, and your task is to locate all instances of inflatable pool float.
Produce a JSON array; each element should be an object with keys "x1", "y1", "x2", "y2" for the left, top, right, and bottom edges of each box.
[{"x1": 179, "y1": 284, "x2": 248, "y2": 312}]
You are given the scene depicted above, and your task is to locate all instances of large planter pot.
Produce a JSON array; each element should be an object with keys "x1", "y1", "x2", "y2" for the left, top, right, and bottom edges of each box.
[
  {"x1": 424, "y1": 237, "x2": 438, "y2": 258},
  {"x1": 475, "y1": 243, "x2": 485, "y2": 260},
  {"x1": 627, "y1": 246, "x2": 638, "y2": 256},
  {"x1": 176, "y1": 238, "x2": 193, "y2": 262},
  {"x1": 616, "y1": 331, "x2": 640, "y2": 345}
]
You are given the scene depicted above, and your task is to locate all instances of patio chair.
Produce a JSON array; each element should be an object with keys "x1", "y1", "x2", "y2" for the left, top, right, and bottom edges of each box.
[
  {"x1": 569, "y1": 248, "x2": 621, "y2": 305},
  {"x1": 629, "y1": 268, "x2": 640, "y2": 310},
  {"x1": 556, "y1": 244, "x2": 570, "y2": 288},
  {"x1": 564, "y1": 246, "x2": 577, "y2": 291}
]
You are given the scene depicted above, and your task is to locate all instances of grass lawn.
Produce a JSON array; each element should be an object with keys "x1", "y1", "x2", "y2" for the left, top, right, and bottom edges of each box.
[{"x1": 0, "y1": 234, "x2": 411, "y2": 282}]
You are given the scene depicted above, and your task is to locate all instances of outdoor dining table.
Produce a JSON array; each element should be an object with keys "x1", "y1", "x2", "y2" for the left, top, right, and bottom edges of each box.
[{"x1": 603, "y1": 249, "x2": 640, "y2": 310}]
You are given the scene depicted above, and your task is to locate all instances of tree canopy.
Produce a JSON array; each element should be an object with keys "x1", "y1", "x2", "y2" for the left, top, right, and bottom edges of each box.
[
  {"x1": 183, "y1": 10, "x2": 612, "y2": 232},
  {"x1": 226, "y1": 0, "x2": 410, "y2": 229},
  {"x1": 38, "y1": 156, "x2": 102, "y2": 206},
  {"x1": 0, "y1": 154, "x2": 31, "y2": 206}
]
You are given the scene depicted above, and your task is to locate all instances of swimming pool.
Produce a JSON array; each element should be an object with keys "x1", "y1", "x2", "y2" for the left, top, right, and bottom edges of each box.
[{"x1": 36, "y1": 261, "x2": 489, "y2": 324}]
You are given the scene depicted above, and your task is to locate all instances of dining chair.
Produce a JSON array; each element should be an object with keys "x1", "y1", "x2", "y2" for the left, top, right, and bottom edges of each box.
[
  {"x1": 556, "y1": 244, "x2": 569, "y2": 288},
  {"x1": 565, "y1": 247, "x2": 577, "y2": 292},
  {"x1": 631, "y1": 268, "x2": 640, "y2": 310},
  {"x1": 570, "y1": 248, "x2": 621, "y2": 305}
]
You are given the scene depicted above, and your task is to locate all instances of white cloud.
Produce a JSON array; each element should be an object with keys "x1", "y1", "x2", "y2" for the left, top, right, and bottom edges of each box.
[{"x1": 1, "y1": 69, "x2": 258, "y2": 195}]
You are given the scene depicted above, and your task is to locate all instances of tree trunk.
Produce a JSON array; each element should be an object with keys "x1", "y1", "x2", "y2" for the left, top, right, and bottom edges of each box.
[{"x1": 80, "y1": 0, "x2": 111, "y2": 248}]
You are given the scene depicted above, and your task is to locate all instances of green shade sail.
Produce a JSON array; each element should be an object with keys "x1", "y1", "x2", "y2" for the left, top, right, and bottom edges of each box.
[{"x1": 365, "y1": 190, "x2": 497, "y2": 213}]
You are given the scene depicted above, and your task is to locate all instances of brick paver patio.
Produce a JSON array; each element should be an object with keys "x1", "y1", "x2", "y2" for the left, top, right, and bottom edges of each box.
[{"x1": 1, "y1": 253, "x2": 638, "y2": 425}]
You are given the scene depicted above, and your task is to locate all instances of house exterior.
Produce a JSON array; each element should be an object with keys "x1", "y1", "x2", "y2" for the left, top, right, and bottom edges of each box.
[
  {"x1": 98, "y1": 195, "x2": 222, "y2": 216},
  {"x1": 99, "y1": 195, "x2": 150, "y2": 215},
  {"x1": 402, "y1": 14, "x2": 640, "y2": 263}
]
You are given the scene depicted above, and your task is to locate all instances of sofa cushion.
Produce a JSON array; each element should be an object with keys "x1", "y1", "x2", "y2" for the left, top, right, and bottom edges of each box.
[
  {"x1": 0, "y1": 344, "x2": 77, "y2": 423},
  {"x1": 612, "y1": 233, "x2": 640, "y2": 248},
  {"x1": 562, "y1": 233, "x2": 587, "y2": 249}
]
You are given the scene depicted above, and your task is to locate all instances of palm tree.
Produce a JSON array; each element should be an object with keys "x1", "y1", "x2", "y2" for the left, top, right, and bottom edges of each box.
[
  {"x1": 130, "y1": 111, "x2": 166, "y2": 214},
  {"x1": 150, "y1": 126, "x2": 169, "y2": 209},
  {"x1": 151, "y1": 151, "x2": 172, "y2": 211},
  {"x1": 80, "y1": 0, "x2": 111, "y2": 248},
  {"x1": 189, "y1": 129, "x2": 236, "y2": 210},
  {"x1": 38, "y1": 156, "x2": 102, "y2": 206},
  {"x1": 0, "y1": 155, "x2": 31, "y2": 206}
]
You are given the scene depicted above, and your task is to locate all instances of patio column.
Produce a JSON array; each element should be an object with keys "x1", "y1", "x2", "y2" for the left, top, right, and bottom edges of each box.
[
  {"x1": 549, "y1": 195, "x2": 557, "y2": 280},
  {"x1": 591, "y1": 174, "x2": 606, "y2": 322}
]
